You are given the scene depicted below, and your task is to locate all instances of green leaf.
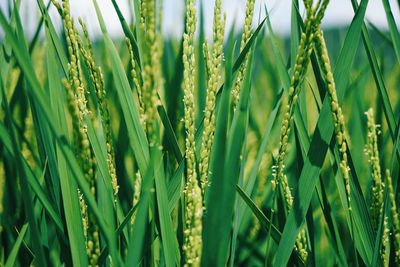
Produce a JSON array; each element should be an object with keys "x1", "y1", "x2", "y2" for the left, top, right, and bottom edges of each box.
[
  {"x1": 126, "y1": 164, "x2": 153, "y2": 266},
  {"x1": 110, "y1": 0, "x2": 141, "y2": 68},
  {"x1": 152, "y1": 146, "x2": 180, "y2": 267},
  {"x1": 5, "y1": 223, "x2": 28, "y2": 267},
  {"x1": 382, "y1": 0, "x2": 400, "y2": 64},
  {"x1": 157, "y1": 104, "x2": 183, "y2": 162},
  {"x1": 36, "y1": 0, "x2": 69, "y2": 75}
]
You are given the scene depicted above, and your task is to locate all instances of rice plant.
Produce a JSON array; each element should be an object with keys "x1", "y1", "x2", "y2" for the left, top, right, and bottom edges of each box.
[{"x1": 0, "y1": 0, "x2": 399, "y2": 266}]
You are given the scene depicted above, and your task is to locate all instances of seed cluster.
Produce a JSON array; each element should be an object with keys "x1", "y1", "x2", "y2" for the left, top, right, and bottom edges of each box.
[
  {"x1": 199, "y1": 0, "x2": 226, "y2": 197},
  {"x1": 381, "y1": 216, "x2": 390, "y2": 266},
  {"x1": 232, "y1": 0, "x2": 255, "y2": 108},
  {"x1": 314, "y1": 28, "x2": 352, "y2": 211},
  {"x1": 182, "y1": 0, "x2": 203, "y2": 265},
  {"x1": 271, "y1": 3, "x2": 317, "y2": 193},
  {"x1": 131, "y1": 171, "x2": 142, "y2": 225},
  {"x1": 21, "y1": 113, "x2": 36, "y2": 169},
  {"x1": 386, "y1": 170, "x2": 400, "y2": 262},
  {"x1": 126, "y1": 38, "x2": 146, "y2": 129},
  {"x1": 139, "y1": 0, "x2": 163, "y2": 140},
  {"x1": 364, "y1": 108, "x2": 383, "y2": 229},
  {"x1": 79, "y1": 19, "x2": 119, "y2": 198}
]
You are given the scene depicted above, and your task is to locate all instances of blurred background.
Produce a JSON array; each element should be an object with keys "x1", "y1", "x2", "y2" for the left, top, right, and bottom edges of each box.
[{"x1": 0, "y1": 0, "x2": 399, "y2": 39}]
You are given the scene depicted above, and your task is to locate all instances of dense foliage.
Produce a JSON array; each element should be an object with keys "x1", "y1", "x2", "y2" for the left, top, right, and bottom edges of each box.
[{"x1": 0, "y1": 0, "x2": 399, "y2": 266}]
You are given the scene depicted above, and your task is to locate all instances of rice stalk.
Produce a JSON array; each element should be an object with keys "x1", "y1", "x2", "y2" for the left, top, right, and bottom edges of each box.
[
  {"x1": 182, "y1": 0, "x2": 203, "y2": 265},
  {"x1": 130, "y1": 171, "x2": 142, "y2": 225},
  {"x1": 314, "y1": 26, "x2": 352, "y2": 211},
  {"x1": 126, "y1": 38, "x2": 146, "y2": 129},
  {"x1": 78, "y1": 18, "x2": 119, "y2": 198},
  {"x1": 138, "y1": 0, "x2": 163, "y2": 140},
  {"x1": 271, "y1": 1, "x2": 330, "y2": 262},
  {"x1": 231, "y1": 0, "x2": 255, "y2": 108},
  {"x1": 199, "y1": 0, "x2": 225, "y2": 197},
  {"x1": 381, "y1": 216, "x2": 390, "y2": 266},
  {"x1": 21, "y1": 112, "x2": 36, "y2": 169},
  {"x1": 386, "y1": 169, "x2": 400, "y2": 262},
  {"x1": 271, "y1": 0, "x2": 321, "y2": 194},
  {"x1": 364, "y1": 108, "x2": 383, "y2": 230}
]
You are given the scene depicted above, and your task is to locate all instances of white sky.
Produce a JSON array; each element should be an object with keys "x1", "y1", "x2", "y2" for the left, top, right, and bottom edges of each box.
[{"x1": 0, "y1": 0, "x2": 399, "y2": 39}]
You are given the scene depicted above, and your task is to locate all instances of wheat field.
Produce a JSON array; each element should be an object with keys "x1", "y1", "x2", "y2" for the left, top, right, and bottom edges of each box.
[{"x1": 0, "y1": 0, "x2": 399, "y2": 266}]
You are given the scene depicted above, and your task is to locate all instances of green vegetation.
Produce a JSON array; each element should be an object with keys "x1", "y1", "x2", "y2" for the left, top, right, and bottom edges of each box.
[{"x1": 0, "y1": 0, "x2": 399, "y2": 266}]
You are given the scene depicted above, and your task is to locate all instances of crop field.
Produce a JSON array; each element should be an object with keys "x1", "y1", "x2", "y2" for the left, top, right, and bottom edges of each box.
[{"x1": 0, "y1": 0, "x2": 399, "y2": 266}]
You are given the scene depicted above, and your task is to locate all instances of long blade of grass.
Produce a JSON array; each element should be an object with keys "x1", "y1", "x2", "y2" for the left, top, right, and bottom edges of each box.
[
  {"x1": 382, "y1": 0, "x2": 400, "y2": 64},
  {"x1": 152, "y1": 146, "x2": 180, "y2": 267},
  {"x1": 5, "y1": 223, "x2": 28, "y2": 267},
  {"x1": 157, "y1": 104, "x2": 183, "y2": 162},
  {"x1": 110, "y1": 0, "x2": 141, "y2": 67},
  {"x1": 126, "y1": 164, "x2": 153, "y2": 265},
  {"x1": 36, "y1": 0, "x2": 69, "y2": 75}
]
